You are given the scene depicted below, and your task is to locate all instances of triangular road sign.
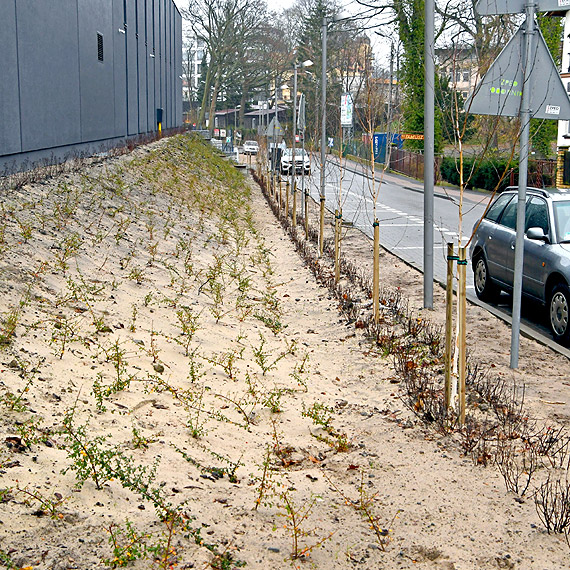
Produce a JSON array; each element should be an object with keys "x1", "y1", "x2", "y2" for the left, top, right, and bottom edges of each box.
[
  {"x1": 466, "y1": 22, "x2": 570, "y2": 120},
  {"x1": 266, "y1": 117, "x2": 284, "y2": 138},
  {"x1": 476, "y1": 0, "x2": 570, "y2": 15}
]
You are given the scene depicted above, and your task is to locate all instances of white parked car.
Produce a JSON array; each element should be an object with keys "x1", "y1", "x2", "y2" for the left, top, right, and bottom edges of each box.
[
  {"x1": 242, "y1": 140, "x2": 259, "y2": 155},
  {"x1": 280, "y1": 148, "x2": 311, "y2": 175}
]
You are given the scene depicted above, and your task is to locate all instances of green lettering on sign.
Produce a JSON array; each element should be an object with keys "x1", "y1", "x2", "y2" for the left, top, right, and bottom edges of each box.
[{"x1": 490, "y1": 86, "x2": 522, "y2": 97}]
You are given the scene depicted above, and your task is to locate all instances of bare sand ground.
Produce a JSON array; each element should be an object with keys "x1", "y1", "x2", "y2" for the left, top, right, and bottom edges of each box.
[{"x1": 0, "y1": 135, "x2": 568, "y2": 570}]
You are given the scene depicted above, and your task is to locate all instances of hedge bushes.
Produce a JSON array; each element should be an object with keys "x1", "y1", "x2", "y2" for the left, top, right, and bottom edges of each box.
[
  {"x1": 439, "y1": 156, "x2": 556, "y2": 191},
  {"x1": 439, "y1": 156, "x2": 515, "y2": 192}
]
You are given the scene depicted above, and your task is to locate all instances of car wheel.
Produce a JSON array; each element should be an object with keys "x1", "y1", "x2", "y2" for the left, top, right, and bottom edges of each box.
[
  {"x1": 549, "y1": 283, "x2": 570, "y2": 345},
  {"x1": 473, "y1": 254, "x2": 500, "y2": 302}
]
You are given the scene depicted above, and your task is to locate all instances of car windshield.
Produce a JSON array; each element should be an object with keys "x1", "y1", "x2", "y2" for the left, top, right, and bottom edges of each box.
[
  {"x1": 244, "y1": 141, "x2": 257, "y2": 147},
  {"x1": 282, "y1": 149, "x2": 306, "y2": 158},
  {"x1": 553, "y1": 200, "x2": 570, "y2": 242}
]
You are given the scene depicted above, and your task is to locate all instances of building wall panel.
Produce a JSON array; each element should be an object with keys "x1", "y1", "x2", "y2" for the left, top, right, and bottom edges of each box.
[
  {"x1": 17, "y1": 0, "x2": 82, "y2": 152},
  {"x1": 161, "y1": 0, "x2": 168, "y2": 127},
  {"x1": 0, "y1": 1, "x2": 22, "y2": 155},
  {"x1": 113, "y1": 0, "x2": 127, "y2": 136},
  {"x1": 136, "y1": 0, "x2": 148, "y2": 133},
  {"x1": 175, "y1": 10, "x2": 182, "y2": 127},
  {"x1": 167, "y1": 0, "x2": 173, "y2": 128},
  {"x1": 146, "y1": 0, "x2": 156, "y2": 130},
  {"x1": 126, "y1": 0, "x2": 138, "y2": 135},
  {"x1": 154, "y1": 0, "x2": 161, "y2": 126},
  {"x1": 78, "y1": 0, "x2": 116, "y2": 142}
]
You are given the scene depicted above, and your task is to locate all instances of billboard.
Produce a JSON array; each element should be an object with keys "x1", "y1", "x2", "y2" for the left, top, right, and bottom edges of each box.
[{"x1": 341, "y1": 93, "x2": 353, "y2": 127}]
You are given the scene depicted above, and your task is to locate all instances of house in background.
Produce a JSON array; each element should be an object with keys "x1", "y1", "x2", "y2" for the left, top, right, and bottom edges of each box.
[{"x1": 435, "y1": 46, "x2": 479, "y2": 100}]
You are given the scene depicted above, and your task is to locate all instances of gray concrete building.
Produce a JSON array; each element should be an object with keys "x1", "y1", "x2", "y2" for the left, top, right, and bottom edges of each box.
[{"x1": 1, "y1": 0, "x2": 182, "y2": 168}]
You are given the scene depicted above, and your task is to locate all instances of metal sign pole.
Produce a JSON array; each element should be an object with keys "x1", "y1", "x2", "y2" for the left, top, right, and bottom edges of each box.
[
  {"x1": 424, "y1": 0, "x2": 435, "y2": 309},
  {"x1": 510, "y1": 4, "x2": 536, "y2": 368}
]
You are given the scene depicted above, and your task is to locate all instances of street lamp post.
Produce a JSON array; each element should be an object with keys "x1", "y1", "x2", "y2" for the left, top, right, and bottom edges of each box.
[
  {"x1": 292, "y1": 59, "x2": 313, "y2": 227},
  {"x1": 319, "y1": 17, "x2": 328, "y2": 257}
]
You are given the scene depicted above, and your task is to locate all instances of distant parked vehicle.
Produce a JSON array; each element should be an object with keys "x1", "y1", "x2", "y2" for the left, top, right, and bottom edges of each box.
[
  {"x1": 470, "y1": 186, "x2": 570, "y2": 345},
  {"x1": 280, "y1": 148, "x2": 311, "y2": 175},
  {"x1": 242, "y1": 140, "x2": 259, "y2": 155}
]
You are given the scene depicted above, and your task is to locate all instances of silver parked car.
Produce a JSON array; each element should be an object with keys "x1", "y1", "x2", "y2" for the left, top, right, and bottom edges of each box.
[{"x1": 470, "y1": 187, "x2": 570, "y2": 344}]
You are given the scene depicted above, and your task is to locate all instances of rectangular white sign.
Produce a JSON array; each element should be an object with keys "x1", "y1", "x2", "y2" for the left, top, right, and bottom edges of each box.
[{"x1": 546, "y1": 105, "x2": 561, "y2": 115}]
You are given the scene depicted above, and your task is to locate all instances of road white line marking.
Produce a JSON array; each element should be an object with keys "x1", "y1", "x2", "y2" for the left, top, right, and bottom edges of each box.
[
  {"x1": 376, "y1": 223, "x2": 423, "y2": 227},
  {"x1": 392, "y1": 244, "x2": 451, "y2": 250}
]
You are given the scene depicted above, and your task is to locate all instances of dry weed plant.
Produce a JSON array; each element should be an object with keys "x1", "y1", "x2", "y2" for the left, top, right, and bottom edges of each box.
[
  {"x1": 0, "y1": 135, "x2": 299, "y2": 565},
  {"x1": 256, "y1": 146, "x2": 570, "y2": 551}
]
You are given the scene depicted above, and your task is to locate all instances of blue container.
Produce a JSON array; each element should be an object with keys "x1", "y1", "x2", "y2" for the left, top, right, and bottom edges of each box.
[{"x1": 373, "y1": 133, "x2": 403, "y2": 163}]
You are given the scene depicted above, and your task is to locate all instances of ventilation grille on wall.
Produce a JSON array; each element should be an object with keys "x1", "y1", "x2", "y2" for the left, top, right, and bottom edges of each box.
[{"x1": 97, "y1": 33, "x2": 104, "y2": 62}]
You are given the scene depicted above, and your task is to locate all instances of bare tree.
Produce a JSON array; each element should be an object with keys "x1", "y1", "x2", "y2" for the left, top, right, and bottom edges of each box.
[{"x1": 184, "y1": 0, "x2": 256, "y2": 132}]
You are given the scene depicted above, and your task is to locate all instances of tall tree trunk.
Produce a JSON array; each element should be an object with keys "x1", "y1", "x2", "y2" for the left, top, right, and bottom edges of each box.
[
  {"x1": 198, "y1": 63, "x2": 213, "y2": 129},
  {"x1": 208, "y1": 72, "x2": 221, "y2": 137},
  {"x1": 239, "y1": 84, "x2": 248, "y2": 130}
]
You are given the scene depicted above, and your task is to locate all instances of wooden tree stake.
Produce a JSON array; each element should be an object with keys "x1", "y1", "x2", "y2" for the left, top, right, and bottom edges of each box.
[
  {"x1": 319, "y1": 197, "x2": 325, "y2": 257},
  {"x1": 292, "y1": 179, "x2": 297, "y2": 226},
  {"x1": 373, "y1": 219, "x2": 380, "y2": 324},
  {"x1": 304, "y1": 189, "x2": 309, "y2": 237},
  {"x1": 445, "y1": 243, "x2": 456, "y2": 410},
  {"x1": 458, "y1": 246, "x2": 467, "y2": 425},
  {"x1": 334, "y1": 209, "x2": 341, "y2": 283}
]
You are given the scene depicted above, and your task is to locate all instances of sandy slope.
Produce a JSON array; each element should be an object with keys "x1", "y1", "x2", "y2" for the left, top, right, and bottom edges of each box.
[{"x1": 0, "y1": 136, "x2": 568, "y2": 570}]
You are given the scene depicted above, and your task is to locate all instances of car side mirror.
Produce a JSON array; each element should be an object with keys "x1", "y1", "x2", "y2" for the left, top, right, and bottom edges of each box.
[{"x1": 526, "y1": 227, "x2": 549, "y2": 243}]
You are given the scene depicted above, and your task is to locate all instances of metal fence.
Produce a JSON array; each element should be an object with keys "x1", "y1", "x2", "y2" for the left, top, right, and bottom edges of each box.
[
  {"x1": 389, "y1": 148, "x2": 424, "y2": 180},
  {"x1": 508, "y1": 159, "x2": 557, "y2": 188}
]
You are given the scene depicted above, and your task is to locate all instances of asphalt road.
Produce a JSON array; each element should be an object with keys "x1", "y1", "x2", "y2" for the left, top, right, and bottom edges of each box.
[
  {"x1": 288, "y1": 153, "x2": 570, "y2": 359},
  {"x1": 306, "y1": 155, "x2": 486, "y2": 289}
]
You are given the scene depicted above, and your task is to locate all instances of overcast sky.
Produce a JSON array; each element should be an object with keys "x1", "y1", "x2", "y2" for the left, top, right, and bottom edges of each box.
[
  {"x1": 173, "y1": 0, "x2": 390, "y2": 66},
  {"x1": 174, "y1": 0, "x2": 297, "y2": 19}
]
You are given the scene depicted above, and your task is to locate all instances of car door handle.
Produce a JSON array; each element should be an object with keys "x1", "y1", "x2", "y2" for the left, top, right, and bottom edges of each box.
[{"x1": 510, "y1": 243, "x2": 515, "y2": 250}]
